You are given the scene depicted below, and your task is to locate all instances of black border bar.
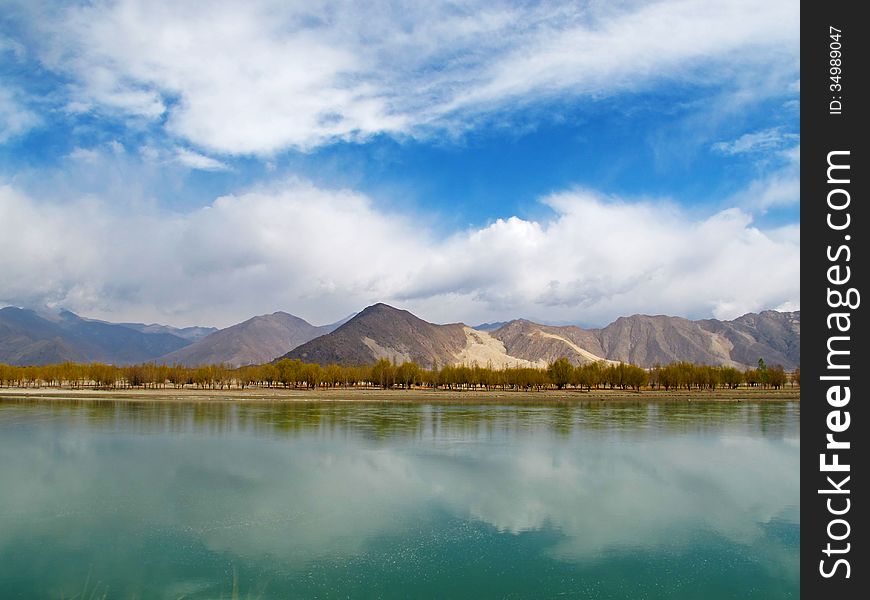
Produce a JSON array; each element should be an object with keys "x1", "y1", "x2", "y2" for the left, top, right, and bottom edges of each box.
[{"x1": 802, "y1": 1, "x2": 867, "y2": 596}]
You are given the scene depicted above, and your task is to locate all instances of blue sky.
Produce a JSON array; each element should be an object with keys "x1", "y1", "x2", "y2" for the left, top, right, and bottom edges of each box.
[{"x1": 0, "y1": 0, "x2": 799, "y2": 327}]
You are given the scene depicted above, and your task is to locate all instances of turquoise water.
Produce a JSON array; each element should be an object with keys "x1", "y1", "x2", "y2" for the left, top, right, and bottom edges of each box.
[{"x1": 0, "y1": 399, "x2": 799, "y2": 598}]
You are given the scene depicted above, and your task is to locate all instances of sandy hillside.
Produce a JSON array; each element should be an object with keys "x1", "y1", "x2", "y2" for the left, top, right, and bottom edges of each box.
[{"x1": 454, "y1": 327, "x2": 545, "y2": 368}]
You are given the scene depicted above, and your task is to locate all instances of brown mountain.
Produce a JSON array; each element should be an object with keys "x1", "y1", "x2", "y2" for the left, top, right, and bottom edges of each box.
[
  {"x1": 0, "y1": 307, "x2": 192, "y2": 366},
  {"x1": 158, "y1": 311, "x2": 335, "y2": 367},
  {"x1": 489, "y1": 319, "x2": 611, "y2": 366},
  {"x1": 491, "y1": 311, "x2": 800, "y2": 369},
  {"x1": 281, "y1": 303, "x2": 469, "y2": 368},
  {"x1": 594, "y1": 314, "x2": 737, "y2": 367},
  {"x1": 282, "y1": 305, "x2": 800, "y2": 370},
  {"x1": 696, "y1": 310, "x2": 800, "y2": 368}
]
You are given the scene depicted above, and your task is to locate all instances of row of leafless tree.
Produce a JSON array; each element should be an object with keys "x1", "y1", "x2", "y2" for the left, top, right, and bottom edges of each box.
[{"x1": 0, "y1": 358, "x2": 797, "y2": 391}]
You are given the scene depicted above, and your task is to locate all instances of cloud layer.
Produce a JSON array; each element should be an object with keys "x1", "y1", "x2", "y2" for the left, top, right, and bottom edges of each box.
[
  {"x1": 14, "y1": 0, "x2": 799, "y2": 155},
  {"x1": 0, "y1": 178, "x2": 799, "y2": 327}
]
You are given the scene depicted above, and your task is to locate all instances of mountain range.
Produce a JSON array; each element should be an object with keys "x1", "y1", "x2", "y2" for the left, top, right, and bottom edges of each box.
[
  {"x1": 0, "y1": 308, "x2": 199, "y2": 366},
  {"x1": 0, "y1": 304, "x2": 800, "y2": 369},
  {"x1": 283, "y1": 304, "x2": 800, "y2": 369}
]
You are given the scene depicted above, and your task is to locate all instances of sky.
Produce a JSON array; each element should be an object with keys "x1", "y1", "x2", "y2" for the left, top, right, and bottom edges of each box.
[{"x1": 0, "y1": 0, "x2": 800, "y2": 328}]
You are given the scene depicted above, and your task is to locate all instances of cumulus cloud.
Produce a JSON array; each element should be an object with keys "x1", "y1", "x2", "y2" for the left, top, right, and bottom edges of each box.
[
  {"x1": 11, "y1": 0, "x2": 799, "y2": 154},
  {"x1": 0, "y1": 178, "x2": 799, "y2": 327}
]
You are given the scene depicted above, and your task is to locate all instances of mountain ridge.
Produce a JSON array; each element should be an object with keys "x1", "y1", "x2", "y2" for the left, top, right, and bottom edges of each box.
[
  {"x1": 281, "y1": 304, "x2": 799, "y2": 370},
  {"x1": 1, "y1": 304, "x2": 800, "y2": 369},
  {"x1": 0, "y1": 307, "x2": 192, "y2": 365}
]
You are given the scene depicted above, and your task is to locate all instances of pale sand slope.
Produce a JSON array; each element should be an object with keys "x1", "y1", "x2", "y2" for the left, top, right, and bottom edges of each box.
[
  {"x1": 454, "y1": 327, "x2": 545, "y2": 368},
  {"x1": 365, "y1": 327, "x2": 611, "y2": 369},
  {"x1": 361, "y1": 336, "x2": 414, "y2": 364},
  {"x1": 707, "y1": 331, "x2": 743, "y2": 369},
  {"x1": 535, "y1": 331, "x2": 619, "y2": 365}
]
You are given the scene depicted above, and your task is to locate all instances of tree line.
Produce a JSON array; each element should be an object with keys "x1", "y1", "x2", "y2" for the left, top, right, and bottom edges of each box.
[{"x1": 0, "y1": 358, "x2": 797, "y2": 392}]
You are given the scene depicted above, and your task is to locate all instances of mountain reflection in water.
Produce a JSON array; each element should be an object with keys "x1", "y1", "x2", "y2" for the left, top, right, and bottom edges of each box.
[{"x1": 0, "y1": 399, "x2": 799, "y2": 599}]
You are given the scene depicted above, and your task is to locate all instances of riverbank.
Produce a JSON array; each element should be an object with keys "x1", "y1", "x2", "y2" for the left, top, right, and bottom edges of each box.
[{"x1": 0, "y1": 386, "x2": 799, "y2": 403}]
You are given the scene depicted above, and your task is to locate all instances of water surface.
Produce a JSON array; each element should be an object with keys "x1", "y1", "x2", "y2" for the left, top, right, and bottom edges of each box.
[{"x1": 0, "y1": 399, "x2": 799, "y2": 598}]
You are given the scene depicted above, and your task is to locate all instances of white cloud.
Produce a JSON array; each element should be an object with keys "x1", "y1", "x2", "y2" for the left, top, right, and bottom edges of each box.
[
  {"x1": 67, "y1": 146, "x2": 102, "y2": 163},
  {"x1": 726, "y1": 143, "x2": 800, "y2": 212},
  {"x1": 66, "y1": 142, "x2": 228, "y2": 174},
  {"x1": 67, "y1": 140, "x2": 127, "y2": 163},
  {"x1": 175, "y1": 148, "x2": 229, "y2": 171},
  {"x1": 712, "y1": 128, "x2": 799, "y2": 155},
  {"x1": 0, "y1": 85, "x2": 40, "y2": 143},
  {"x1": 18, "y1": 0, "x2": 799, "y2": 154},
  {"x1": 442, "y1": 0, "x2": 798, "y2": 114},
  {"x1": 732, "y1": 168, "x2": 799, "y2": 211},
  {"x1": 108, "y1": 139, "x2": 125, "y2": 154},
  {"x1": 0, "y1": 179, "x2": 799, "y2": 327}
]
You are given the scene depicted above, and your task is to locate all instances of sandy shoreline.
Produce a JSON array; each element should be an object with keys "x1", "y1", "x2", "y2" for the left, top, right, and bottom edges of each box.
[{"x1": 0, "y1": 386, "x2": 799, "y2": 403}]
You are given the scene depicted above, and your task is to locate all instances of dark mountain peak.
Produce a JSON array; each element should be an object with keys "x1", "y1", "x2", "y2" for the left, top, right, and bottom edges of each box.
[
  {"x1": 281, "y1": 303, "x2": 467, "y2": 368},
  {"x1": 348, "y1": 303, "x2": 433, "y2": 329},
  {"x1": 367, "y1": 302, "x2": 393, "y2": 310},
  {"x1": 358, "y1": 303, "x2": 408, "y2": 317}
]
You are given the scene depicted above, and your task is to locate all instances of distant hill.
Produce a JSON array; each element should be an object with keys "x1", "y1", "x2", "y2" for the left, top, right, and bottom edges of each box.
[
  {"x1": 473, "y1": 321, "x2": 509, "y2": 332},
  {"x1": 157, "y1": 311, "x2": 339, "y2": 367},
  {"x1": 118, "y1": 322, "x2": 217, "y2": 342},
  {"x1": 281, "y1": 305, "x2": 800, "y2": 370},
  {"x1": 0, "y1": 307, "x2": 191, "y2": 366}
]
